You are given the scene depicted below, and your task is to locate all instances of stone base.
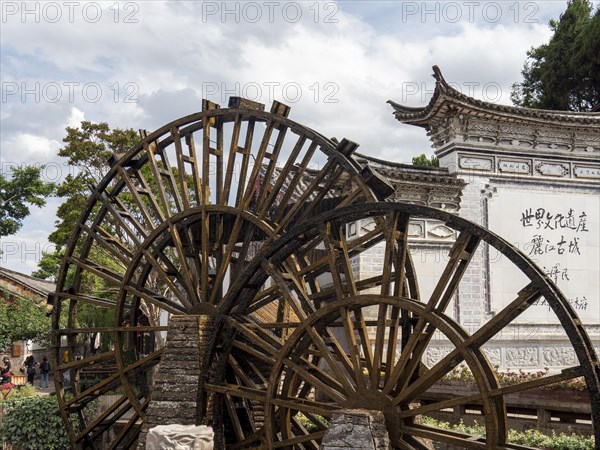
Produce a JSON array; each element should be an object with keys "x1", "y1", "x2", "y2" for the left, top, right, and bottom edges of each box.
[
  {"x1": 146, "y1": 424, "x2": 214, "y2": 450},
  {"x1": 321, "y1": 409, "x2": 390, "y2": 450},
  {"x1": 137, "y1": 315, "x2": 214, "y2": 449}
]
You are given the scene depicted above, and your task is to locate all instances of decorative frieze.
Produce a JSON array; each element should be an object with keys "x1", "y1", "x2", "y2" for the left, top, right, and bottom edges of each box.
[
  {"x1": 541, "y1": 347, "x2": 577, "y2": 367},
  {"x1": 498, "y1": 159, "x2": 530, "y2": 175},
  {"x1": 459, "y1": 155, "x2": 494, "y2": 171},
  {"x1": 535, "y1": 161, "x2": 570, "y2": 177},
  {"x1": 407, "y1": 221, "x2": 424, "y2": 238},
  {"x1": 448, "y1": 151, "x2": 600, "y2": 182},
  {"x1": 505, "y1": 347, "x2": 539, "y2": 367},
  {"x1": 574, "y1": 165, "x2": 600, "y2": 179},
  {"x1": 428, "y1": 224, "x2": 455, "y2": 239}
]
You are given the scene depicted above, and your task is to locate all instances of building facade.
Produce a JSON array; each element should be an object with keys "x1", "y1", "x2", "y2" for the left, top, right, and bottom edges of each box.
[{"x1": 356, "y1": 66, "x2": 599, "y2": 370}]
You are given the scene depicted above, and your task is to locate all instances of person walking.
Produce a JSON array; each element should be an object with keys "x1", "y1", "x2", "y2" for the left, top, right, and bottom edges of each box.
[
  {"x1": 39, "y1": 356, "x2": 51, "y2": 389},
  {"x1": 24, "y1": 355, "x2": 36, "y2": 385},
  {"x1": 1, "y1": 356, "x2": 11, "y2": 385}
]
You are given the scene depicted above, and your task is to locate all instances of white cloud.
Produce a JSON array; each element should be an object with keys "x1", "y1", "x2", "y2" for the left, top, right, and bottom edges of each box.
[
  {"x1": 2, "y1": 133, "x2": 61, "y2": 162},
  {"x1": 0, "y1": 0, "x2": 571, "y2": 274},
  {"x1": 66, "y1": 107, "x2": 86, "y2": 128}
]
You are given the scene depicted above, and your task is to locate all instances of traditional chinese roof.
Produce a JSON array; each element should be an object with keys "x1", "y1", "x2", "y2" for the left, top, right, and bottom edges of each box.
[
  {"x1": 387, "y1": 66, "x2": 600, "y2": 161},
  {"x1": 354, "y1": 153, "x2": 465, "y2": 211},
  {"x1": 0, "y1": 267, "x2": 55, "y2": 301},
  {"x1": 388, "y1": 66, "x2": 600, "y2": 129}
]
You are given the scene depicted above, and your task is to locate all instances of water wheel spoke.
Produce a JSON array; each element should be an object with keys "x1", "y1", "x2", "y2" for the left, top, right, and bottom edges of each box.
[
  {"x1": 279, "y1": 355, "x2": 348, "y2": 403},
  {"x1": 399, "y1": 436, "x2": 435, "y2": 450},
  {"x1": 58, "y1": 350, "x2": 116, "y2": 372},
  {"x1": 425, "y1": 231, "x2": 481, "y2": 312},
  {"x1": 106, "y1": 398, "x2": 149, "y2": 450},
  {"x1": 305, "y1": 325, "x2": 356, "y2": 394},
  {"x1": 143, "y1": 140, "x2": 175, "y2": 217},
  {"x1": 57, "y1": 291, "x2": 118, "y2": 309},
  {"x1": 124, "y1": 284, "x2": 186, "y2": 315},
  {"x1": 399, "y1": 423, "x2": 487, "y2": 449},
  {"x1": 139, "y1": 248, "x2": 191, "y2": 309},
  {"x1": 274, "y1": 159, "x2": 333, "y2": 229},
  {"x1": 492, "y1": 366, "x2": 584, "y2": 396},
  {"x1": 74, "y1": 394, "x2": 130, "y2": 443},
  {"x1": 298, "y1": 226, "x2": 385, "y2": 283},
  {"x1": 64, "y1": 371, "x2": 123, "y2": 409},
  {"x1": 270, "y1": 140, "x2": 318, "y2": 224},
  {"x1": 97, "y1": 191, "x2": 148, "y2": 244},
  {"x1": 79, "y1": 223, "x2": 133, "y2": 267},
  {"x1": 263, "y1": 261, "x2": 312, "y2": 321},
  {"x1": 224, "y1": 393, "x2": 252, "y2": 442},
  {"x1": 338, "y1": 305, "x2": 366, "y2": 390},
  {"x1": 271, "y1": 395, "x2": 340, "y2": 417},
  {"x1": 221, "y1": 113, "x2": 243, "y2": 206},
  {"x1": 233, "y1": 118, "x2": 257, "y2": 208},
  {"x1": 384, "y1": 305, "x2": 401, "y2": 386},
  {"x1": 232, "y1": 339, "x2": 277, "y2": 365},
  {"x1": 253, "y1": 128, "x2": 289, "y2": 219},
  {"x1": 257, "y1": 134, "x2": 308, "y2": 218},
  {"x1": 271, "y1": 430, "x2": 328, "y2": 448},
  {"x1": 229, "y1": 428, "x2": 266, "y2": 450},
  {"x1": 465, "y1": 282, "x2": 541, "y2": 348},
  {"x1": 381, "y1": 211, "x2": 409, "y2": 297},
  {"x1": 385, "y1": 232, "x2": 480, "y2": 394},
  {"x1": 294, "y1": 165, "x2": 347, "y2": 225},
  {"x1": 116, "y1": 166, "x2": 162, "y2": 227},
  {"x1": 239, "y1": 119, "x2": 278, "y2": 210},
  {"x1": 229, "y1": 319, "x2": 284, "y2": 364},
  {"x1": 210, "y1": 214, "x2": 265, "y2": 305},
  {"x1": 168, "y1": 224, "x2": 201, "y2": 304},
  {"x1": 399, "y1": 392, "x2": 483, "y2": 419},
  {"x1": 66, "y1": 256, "x2": 123, "y2": 287},
  {"x1": 373, "y1": 212, "x2": 409, "y2": 387},
  {"x1": 205, "y1": 383, "x2": 267, "y2": 403},
  {"x1": 394, "y1": 348, "x2": 462, "y2": 404}
]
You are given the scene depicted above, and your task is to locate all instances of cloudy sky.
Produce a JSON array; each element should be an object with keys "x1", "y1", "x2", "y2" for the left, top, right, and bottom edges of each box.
[{"x1": 0, "y1": 0, "x2": 590, "y2": 275}]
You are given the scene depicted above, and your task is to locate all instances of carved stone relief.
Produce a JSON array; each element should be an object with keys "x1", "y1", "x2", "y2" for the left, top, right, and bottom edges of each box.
[
  {"x1": 534, "y1": 162, "x2": 569, "y2": 177},
  {"x1": 408, "y1": 221, "x2": 424, "y2": 238},
  {"x1": 498, "y1": 159, "x2": 531, "y2": 175},
  {"x1": 426, "y1": 347, "x2": 453, "y2": 367},
  {"x1": 574, "y1": 165, "x2": 600, "y2": 179},
  {"x1": 459, "y1": 156, "x2": 493, "y2": 171},
  {"x1": 482, "y1": 347, "x2": 501, "y2": 366},
  {"x1": 541, "y1": 347, "x2": 577, "y2": 367},
  {"x1": 428, "y1": 224, "x2": 455, "y2": 239},
  {"x1": 505, "y1": 347, "x2": 539, "y2": 367}
]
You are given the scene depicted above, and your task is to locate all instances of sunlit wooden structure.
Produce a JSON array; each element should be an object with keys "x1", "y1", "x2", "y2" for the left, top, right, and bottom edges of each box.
[{"x1": 51, "y1": 94, "x2": 599, "y2": 449}]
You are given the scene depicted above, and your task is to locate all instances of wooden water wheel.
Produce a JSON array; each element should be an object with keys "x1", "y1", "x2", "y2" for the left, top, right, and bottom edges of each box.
[
  {"x1": 51, "y1": 98, "x2": 383, "y2": 449},
  {"x1": 52, "y1": 99, "x2": 599, "y2": 449},
  {"x1": 201, "y1": 204, "x2": 599, "y2": 449}
]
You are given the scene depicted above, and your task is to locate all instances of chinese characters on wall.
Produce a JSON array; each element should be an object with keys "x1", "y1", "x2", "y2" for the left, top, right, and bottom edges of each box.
[
  {"x1": 521, "y1": 208, "x2": 589, "y2": 312},
  {"x1": 488, "y1": 190, "x2": 598, "y2": 324}
]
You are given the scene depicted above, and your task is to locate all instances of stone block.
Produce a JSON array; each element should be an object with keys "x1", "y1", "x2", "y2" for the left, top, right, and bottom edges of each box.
[{"x1": 321, "y1": 409, "x2": 390, "y2": 450}]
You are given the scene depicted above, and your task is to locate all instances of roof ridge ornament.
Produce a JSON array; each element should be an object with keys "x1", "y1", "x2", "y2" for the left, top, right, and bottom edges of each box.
[{"x1": 388, "y1": 65, "x2": 600, "y2": 130}]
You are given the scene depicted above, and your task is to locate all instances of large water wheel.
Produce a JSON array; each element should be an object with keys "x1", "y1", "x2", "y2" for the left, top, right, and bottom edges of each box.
[{"x1": 52, "y1": 99, "x2": 599, "y2": 449}]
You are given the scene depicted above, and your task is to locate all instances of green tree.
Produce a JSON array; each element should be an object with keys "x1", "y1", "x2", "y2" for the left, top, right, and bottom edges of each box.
[
  {"x1": 412, "y1": 153, "x2": 439, "y2": 167},
  {"x1": 31, "y1": 122, "x2": 169, "y2": 353},
  {"x1": 32, "y1": 122, "x2": 139, "y2": 280},
  {"x1": 511, "y1": 0, "x2": 600, "y2": 111},
  {"x1": 0, "y1": 292, "x2": 51, "y2": 349},
  {"x1": 0, "y1": 165, "x2": 55, "y2": 237}
]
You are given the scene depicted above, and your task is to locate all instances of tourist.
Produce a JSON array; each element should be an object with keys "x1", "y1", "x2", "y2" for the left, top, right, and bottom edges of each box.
[
  {"x1": 63, "y1": 350, "x2": 70, "y2": 385},
  {"x1": 24, "y1": 355, "x2": 36, "y2": 385},
  {"x1": 39, "y1": 356, "x2": 51, "y2": 389},
  {"x1": 1, "y1": 356, "x2": 11, "y2": 385}
]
